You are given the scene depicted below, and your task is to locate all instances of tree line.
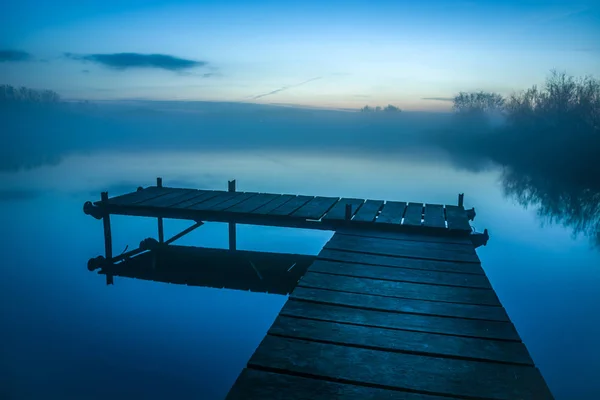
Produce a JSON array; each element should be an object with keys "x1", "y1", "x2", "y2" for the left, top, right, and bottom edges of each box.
[{"x1": 0, "y1": 84, "x2": 61, "y2": 103}]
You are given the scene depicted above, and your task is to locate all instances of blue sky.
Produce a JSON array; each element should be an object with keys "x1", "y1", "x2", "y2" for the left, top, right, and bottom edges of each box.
[{"x1": 1, "y1": 0, "x2": 599, "y2": 109}]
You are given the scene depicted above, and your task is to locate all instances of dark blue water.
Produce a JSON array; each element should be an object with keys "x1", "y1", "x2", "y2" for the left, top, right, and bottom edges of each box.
[{"x1": 2, "y1": 149, "x2": 599, "y2": 399}]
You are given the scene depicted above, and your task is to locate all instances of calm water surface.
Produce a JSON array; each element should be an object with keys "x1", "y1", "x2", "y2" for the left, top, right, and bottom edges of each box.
[{"x1": 2, "y1": 149, "x2": 599, "y2": 399}]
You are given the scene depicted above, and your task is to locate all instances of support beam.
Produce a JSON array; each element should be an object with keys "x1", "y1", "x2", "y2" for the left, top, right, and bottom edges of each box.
[
  {"x1": 157, "y1": 177, "x2": 164, "y2": 242},
  {"x1": 228, "y1": 179, "x2": 237, "y2": 251},
  {"x1": 165, "y1": 221, "x2": 205, "y2": 245},
  {"x1": 101, "y1": 191, "x2": 113, "y2": 260}
]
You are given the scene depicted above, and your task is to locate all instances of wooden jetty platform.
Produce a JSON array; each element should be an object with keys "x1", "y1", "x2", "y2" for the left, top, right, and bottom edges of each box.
[{"x1": 83, "y1": 178, "x2": 552, "y2": 400}]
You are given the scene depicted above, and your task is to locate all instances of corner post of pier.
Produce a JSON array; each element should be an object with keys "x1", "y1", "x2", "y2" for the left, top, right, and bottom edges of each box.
[
  {"x1": 458, "y1": 193, "x2": 464, "y2": 208},
  {"x1": 100, "y1": 191, "x2": 114, "y2": 284},
  {"x1": 100, "y1": 191, "x2": 113, "y2": 260},
  {"x1": 345, "y1": 203, "x2": 353, "y2": 222},
  {"x1": 228, "y1": 179, "x2": 237, "y2": 251},
  {"x1": 157, "y1": 177, "x2": 164, "y2": 243}
]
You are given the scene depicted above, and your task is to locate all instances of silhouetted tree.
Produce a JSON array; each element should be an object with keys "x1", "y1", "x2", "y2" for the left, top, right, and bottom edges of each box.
[
  {"x1": 383, "y1": 104, "x2": 401, "y2": 112},
  {"x1": 452, "y1": 91, "x2": 505, "y2": 114},
  {"x1": 0, "y1": 84, "x2": 61, "y2": 103},
  {"x1": 360, "y1": 104, "x2": 401, "y2": 113}
]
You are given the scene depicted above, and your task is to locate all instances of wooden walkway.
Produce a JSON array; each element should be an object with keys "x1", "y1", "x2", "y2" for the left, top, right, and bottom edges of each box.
[
  {"x1": 84, "y1": 181, "x2": 475, "y2": 236},
  {"x1": 83, "y1": 179, "x2": 549, "y2": 398},
  {"x1": 226, "y1": 230, "x2": 554, "y2": 400}
]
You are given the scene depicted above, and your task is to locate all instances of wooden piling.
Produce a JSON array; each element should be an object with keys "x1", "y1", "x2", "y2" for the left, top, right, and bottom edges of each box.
[
  {"x1": 458, "y1": 193, "x2": 464, "y2": 208},
  {"x1": 101, "y1": 191, "x2": 113, "y2": 260},
  {"x1": 157, "y1": 177, "x2": 164, "y2": 243},
  {"x1": 228, "y1": 179, "x2": 237, "y2": 251},
  {"x1": 345, "y1": 203, "x2": 353, "y2": 221}
]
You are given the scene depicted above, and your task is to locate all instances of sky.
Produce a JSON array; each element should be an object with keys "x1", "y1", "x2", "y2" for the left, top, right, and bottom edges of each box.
[{"x1": 1, "y1": 0, "x2": 599, "y2": 110}]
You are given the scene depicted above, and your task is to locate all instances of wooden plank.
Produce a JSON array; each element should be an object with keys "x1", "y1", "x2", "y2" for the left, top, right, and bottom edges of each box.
[
  {"x1": 135, "y1": 189, "x2": 196, "y2": 207},
  {"x1": 291, "y1": 196, "x2": 340, "y2": 220},
  {"x1": 308, "y1": 260, "x2": 492, "y2": 289},
  {"x1": 226, "y1": 368, "x2": 448, "y2": 400},
  {"x1": 269, "y1": 195, "x2": 314, "y2": 216},
  {"x1": 321, "y1": 198, "x2": 365, "y2": 220},
  {"x1": 270, "y1": 316, "x2": 532, "y2": 365},
  {"x1": 291, "y1": 287, "x2": 509, "y2": 322},
  {"x1": 336, "y1": 228, "x2": 472, "y2": 245},
  {"x1": 375, "y1": 201, "x2": 406, "y2": 224},
  {"x1": 326, "y1": 234, "x2": 480, "y2": 263},
  {"x1": 170, "y1": 190, "x2": 224, "y2": 209},
  {"x1": 423, "y1": 204, "x2": 446, "y2": 229},
  {"x1": 104, "y1": 186, "x2": 165, "y2": 206},
  {"x1": 298, "y1": 272, "x2": 500, "y2": 306},
  {"x1": 317, "y1": 249, "x2": 484, "y2": 274},
  {"x1": 226, "y1": 193, "x2": 280, "y2": 213},
  {"x1": 351, "y1": 199, "x2": 384, "y2": 222},
  {"x1": 403, "y1": 202, "x2": 423, "y2": 226},
  {"x1": 445, "y1": 205, "x2": 472, "y2": 231},
  {"x1": 281, "y1": 300, "x2": 517, "y2": 340},
  {"x1": 248, "y1": 336, "x2": 553, "y2": 399},
  {"x1": 206, "y1": 192, "x2": 259, "y2": 211},
  {"x1": 252, "y1": 194, "x2": 296, "y2": 214},
  {"x1": 187, "y1": 192, "x2": 242, "y2": 210}
]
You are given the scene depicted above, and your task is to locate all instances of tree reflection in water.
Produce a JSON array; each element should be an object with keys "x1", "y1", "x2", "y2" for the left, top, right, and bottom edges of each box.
[{"x1": 501, "y1": 167, "x2": 600, "y2": 247}]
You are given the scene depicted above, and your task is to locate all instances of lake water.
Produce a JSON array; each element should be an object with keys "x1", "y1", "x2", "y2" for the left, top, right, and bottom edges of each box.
[{"x1": 2, "y1": 149, "x2": 599, "y2": 400}]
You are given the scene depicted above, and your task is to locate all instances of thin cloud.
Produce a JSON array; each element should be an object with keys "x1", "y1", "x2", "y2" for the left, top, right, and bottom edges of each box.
[
  {"x1": 0, "y1": 50, "x2": 32, "y2": 62},
  {"x1": 65, "y1": 52, "x2": 207, "y2": 71},
  {"x1": 422, "y1": 97, "x2": 454, "y2": 102},
  {"x1": 251, "y1": 77, "x2": 322, "y2": 100}
]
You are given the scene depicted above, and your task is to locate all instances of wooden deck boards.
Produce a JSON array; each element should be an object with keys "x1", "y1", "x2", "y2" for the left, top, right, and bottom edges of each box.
[
  {"x1": 321, "y1": 198, "x2": 365, "y2": 221},
  {"x1": 91, "y1": 186, "x2": 477, "y2": 235},
  {"x1": 226, "y1": 230, "x2": 553, "y2": 400},
  {"x1": 352, "y1": 199, "x2": 383, "y2": 222},
  {"x1": 85, "y1": 183, "x2": 551, "y2": 399}
]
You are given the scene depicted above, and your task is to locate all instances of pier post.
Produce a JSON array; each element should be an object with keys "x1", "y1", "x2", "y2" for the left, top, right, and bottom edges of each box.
[
  {"x1": 228, "y1": 179, "x2": 237, "y2": 251},
  {"x1": 345, "y1": 203, "x2": 353, "y2": 221},
  {"x1": 101, "y1": 191, "x2": 114, "y2": 285},
  {"x1": 458, "y1": 193, "x2": 464, "y2": 208},
  {"x1": 101, "y1": 192, "x2": 113, "y2": 260},
  {"x1": 157, "y1": 177, "x2": 164, "y2": 243}
]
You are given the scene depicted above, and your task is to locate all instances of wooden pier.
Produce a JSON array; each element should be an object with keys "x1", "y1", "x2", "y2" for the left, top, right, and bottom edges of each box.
[{"x1": 83, "y1": 178, "x2": 552, "y2": 400}]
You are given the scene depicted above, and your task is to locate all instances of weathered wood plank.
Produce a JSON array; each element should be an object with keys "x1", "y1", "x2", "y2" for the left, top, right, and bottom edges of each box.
[
  {"x1": 135, "y1": 189, "x2": 196, "y2": 207},
  {"x1": 336, "y1": 228, "x2": 472, "y2": 245},
  {"x1": 104, "y1": 186, "x2": 165, "y2": 205},
  {"x1": 207, "y1": 192, "x2": 259, "y2": 211},
  {"x1": 270, "y1": 316, "x2": 532, "y2": 365},
  {"x1": 281, "y1": 300, "x2": 517, "y2": 340},
  {"x1": 423, "y1": 204, "x2": 446, "y2": 229},
  {"x1": 445, "y1": 205, "x2": 472, "y2": 231},
  {"x1": 252, "y1": 194, "x2": 296, "y2": 214},
  {"x1": 298, "y1": 272, "x2": 500, "y2": 306},
  {"x1": 226, "y1": 193, "x2": 280, "y2": 213},
  {"x1": 291, "y1": 196, "x2": 340, "y2": 220},
  {"x1": 187, "y1": 192, "x2": 242, "y2": 210},
  {"x1": 317, "y1": 249, "x2": 484, "y2": 275},
  {"x1": 308, "y1": 260, "x2": 491, "y2": 289},
  {"x1": 321, "y1": 198, "x2": 365, "y2": 220},
  {"x1": 326, "y1": 234, "x2": 480, "y2": 263},
  {"x1": 226, "y1": 368, "x2": 448, "y2": 400},
  {"x1": 403, "y1": 202, "x2": 423, "y2": 226},
  {"x1": 376, "y1": 201, "x2": 406, "y2": 224},
  {"x1": 291, "y1": 287, "x2": 508, "y2": 321},
  {"x1": 248, "y1": 336, "x2": 553, "y2": 399},
  {"x1": 269, "y1": 195, "x2": 314, "y2": 216},
  {"x1": 147, "y1": 189, "x2": 208, "y2": 208},
  {"x1": 351, "y1": 200, "x2": 384, "y2": 222},
  {"x1": 170, "y1": 190, "x2": 224, "y2": 209}
]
